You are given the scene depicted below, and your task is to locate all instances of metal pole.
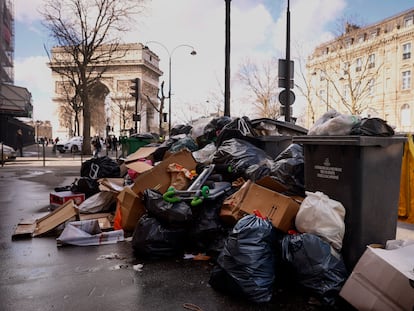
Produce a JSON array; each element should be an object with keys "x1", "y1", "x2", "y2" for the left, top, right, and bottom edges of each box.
[
  {"x1": 168, "y1": 56, "x2": 172, "y2": 135},
  {"x1": 285, "y1": 0, "x2": 291, "y2": 122},
  {"x1": 224, "y1": 0, "x2": 231, "y2": 117}
]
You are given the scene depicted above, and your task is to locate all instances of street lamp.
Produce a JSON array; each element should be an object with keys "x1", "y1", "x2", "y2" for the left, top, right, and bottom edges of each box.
[{"x1": 145, "y1": 41, "x2": 197, "y2": 136}]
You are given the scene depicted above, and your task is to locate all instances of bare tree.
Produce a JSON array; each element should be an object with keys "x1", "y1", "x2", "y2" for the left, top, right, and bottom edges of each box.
[
  {"x1": 42, "y1": 0, "x2": 146, "y2": 154},
  {"x1": 308, "y1": 20, "x2": 383, "y2": 117},
  {"x1": 236, "y1": 57, "x2": 280, "y2": 119},
  {"x1": 144, "y1": 81, "x2": 168, "y2": 138}
]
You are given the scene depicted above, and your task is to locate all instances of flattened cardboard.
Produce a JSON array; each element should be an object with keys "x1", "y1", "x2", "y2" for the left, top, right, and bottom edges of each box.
[
  {"x1": 340, "y1": 244, "x2": 414, "y2": 311},
  {"x1": 239, "y1": 182, "x2": 300, "y2": 232},
  {"x1": 33, "y1": 200, "x2": 80, "y2": 237},
  {"x1": 116, "y1": 149, "x2": 197, "y2": 231},
  {"x1": 98, "y1": 178, "x2": 125, "y2": 192},
  {"x1": 125, "y1": 146, "x2": 158, "y2": 163},
  {"x1": 125, "y1": 160, "x2": 153, "y2": 174},
  {"x1": 12, "y1": 219, "x2": 36, "y2": 239}
]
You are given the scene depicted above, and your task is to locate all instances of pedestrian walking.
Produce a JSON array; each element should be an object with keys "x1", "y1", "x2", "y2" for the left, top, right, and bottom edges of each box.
[
  {"x1": 16, "y1": 129, "x2": 23, "y2": 157},
  {"x1": 92, "y1": 136, "x2": 102, "y2": 157}
]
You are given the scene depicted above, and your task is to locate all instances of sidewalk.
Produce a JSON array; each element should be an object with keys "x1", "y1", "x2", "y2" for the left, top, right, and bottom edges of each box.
[{"x1": 2, "y1": 143, "x2": 120, "y2": 167}]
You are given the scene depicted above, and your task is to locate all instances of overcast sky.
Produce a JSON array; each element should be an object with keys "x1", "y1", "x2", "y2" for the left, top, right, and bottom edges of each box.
[{"x1": 13, "y1": 0, "x2": 414, "y2": 131}]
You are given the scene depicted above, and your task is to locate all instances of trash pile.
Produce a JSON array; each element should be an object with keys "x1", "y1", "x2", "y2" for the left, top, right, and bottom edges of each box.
[{"x1": 12, "y1": 111, "x2": 414, "y2": 310}]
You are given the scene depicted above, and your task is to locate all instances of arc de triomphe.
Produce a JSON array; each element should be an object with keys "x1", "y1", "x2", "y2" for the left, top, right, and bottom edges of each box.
[{"x1": 49, "y1": 43, "x2": 163, "y2": 139}]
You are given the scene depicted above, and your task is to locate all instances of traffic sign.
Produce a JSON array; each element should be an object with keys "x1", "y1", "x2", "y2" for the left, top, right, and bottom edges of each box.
[{"x1": 279, "y1": 89, "x2": 296, "y2": 106}]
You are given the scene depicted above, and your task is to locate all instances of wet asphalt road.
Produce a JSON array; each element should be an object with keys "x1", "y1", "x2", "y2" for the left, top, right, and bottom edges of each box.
[{"x1": 0, "y1": 144, "x2": 389, "y2": 310}]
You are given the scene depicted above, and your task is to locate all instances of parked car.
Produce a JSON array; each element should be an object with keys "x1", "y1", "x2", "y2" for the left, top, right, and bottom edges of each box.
[
  {"x1": 56, "y1": 136, "x2": 83, "y2": 153},
  {"x1": 56, "y1": 136, "x2": 105, "y2": 154},
  {"x1": 1, "y1": 143, "x2": 17, "y2": 163}
]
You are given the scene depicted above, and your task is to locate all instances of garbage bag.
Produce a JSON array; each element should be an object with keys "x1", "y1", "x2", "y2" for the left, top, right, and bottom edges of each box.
[
  {"x1": 209, "y1": 214, "x2": 276, "y2": 303},
  {"x1": 169, "y1": 135, "x2": 199, "y2": 153},
  {"x1": 269, "y1": 143, "x2": 305, "y2": 196},
  {"x1": 81, "y1": 156, "x2": 120, "y2": 178},
  {"x1": 132, "y1": 214, "x2": 187, "y2": 259},
  {"x1": 213, "y1": 138, "x2": 273, "y2": 180},
  {"x1": 350, "y1": 117, "x2": 395, "y2": 136},
  {"x1": 281, "y1": 233, "x2": 348, "y2": 306},
  {"x1": 308, "y1": 109, "x2": 360, "y2": 136},
  {"x1": 77, "y1": 191, "x2": 116, "y2": 214},
  {"x1": 143, "y1": 189, "x2": 193, "y2": 228},
  {"x1": 295, "y1": 191, "x2": 346, "y2": 251},
  {"x1": 170, "y1": 124, "x2": 192, "y2": 136},
  {"x1": 70, "y1": 177, "x2": 100, "y2": 198}
]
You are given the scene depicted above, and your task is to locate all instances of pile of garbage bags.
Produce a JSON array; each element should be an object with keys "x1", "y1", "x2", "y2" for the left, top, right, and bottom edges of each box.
[{"x1": 50, "y1": 112, "x2": 401, "y2": 307}]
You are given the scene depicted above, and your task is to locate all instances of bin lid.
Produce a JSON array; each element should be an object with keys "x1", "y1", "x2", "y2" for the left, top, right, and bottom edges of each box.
[{"x1": 292, "y1": 135, "x2": 407, "y2": 147}]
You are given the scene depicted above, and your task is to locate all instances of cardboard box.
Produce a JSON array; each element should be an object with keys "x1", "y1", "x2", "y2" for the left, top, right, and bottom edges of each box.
[
  {"x1": 50, "y1": 191, "x2": 85, "y2": 208},
  {"x1": 239, "y1": 181, "x2": 300, "y2": 232},
  {"x1": 340, "y1": 244, "x2": 414, "y2": 311},
  {"x1": 117, "y1": 149, "x2": 197, "y2": 231}
]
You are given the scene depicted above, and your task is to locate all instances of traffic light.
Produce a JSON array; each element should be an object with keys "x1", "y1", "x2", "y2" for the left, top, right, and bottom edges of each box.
[{"x1": 130, "y1": 78, "x2": 140, "y2": 100}]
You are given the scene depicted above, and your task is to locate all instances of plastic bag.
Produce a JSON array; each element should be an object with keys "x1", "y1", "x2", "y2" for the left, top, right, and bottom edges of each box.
[
  {"x1": 143, "y1": 189, "x2": 193, "y2": 228},
  {"x1": 80, "y1": 156, "x2": 120, "y2": 178},
  {"x1": 77, "y1": 191, "x2": 116, "y2": 214},
  {"x1": 131, "y1": 214, "x2": 187, "y2": 259},
  {"x1": 350, "y1": 117, "x2": 395, "y2": 136},
  {"x1": 209, "y1": 214, "x2": 276, "y2": 303},
  {"x1": 213, "y1": 138, "x2": 273, "y2": 180},
  {"x1": 308, "y1": 109, "x2": 360, "y2": 135},
  {"x1": 269, "y1": 143, "x2": 305, "y2": 196},
  {"x1": 295, "y1": 191, "x2": 346, "y2": 251},
  {"x1": 281, "y1": 233, "x2": 348, "y2": 306}
]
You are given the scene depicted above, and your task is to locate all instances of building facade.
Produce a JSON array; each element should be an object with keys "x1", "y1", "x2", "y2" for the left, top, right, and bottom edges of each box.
[
  {"x1": 306, "y1": 8, "x2": 414, "y2": 133},
  {"x1": 49, "y1": 43, "x2": 163, "y2": 139},
  {"x1": 0, "y1": 0, "x2": 13, "y2": 83}
]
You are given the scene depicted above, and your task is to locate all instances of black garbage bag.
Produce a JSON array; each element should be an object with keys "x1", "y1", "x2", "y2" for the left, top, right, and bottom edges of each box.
[
  {"x1": 70, "y1": 177, "x2": 100, "y2": 198},
  {"x1": 187, "y1": 195, "x2": 229, "y2": 256},
  {"x1": 80, "y1": 156, "x2": 120, "y2": 178},
  {"x1": 170, "y1": 124, "x2": 193, "y2": 136},
  {"x1": 169, "y1": 135, "x2": 199, "y2": 153},
  {"x1": 281, "y1": 233, "x2": 348, "y2": 306},
  {"x1": 270, "y1": 143, "x2": 305, "y2": 196},
  {"x1": 209, "y1": 214, "x2": 276, "y2": 303},
  {"x1": 132, "y1": 214, "x2": 187, "y2": 259},
  {"x1": 213, "y1": 138, "x2": 273, "y2": 180},
  {"x1": 350, "y1": 117, "x2": 395, "y2": 136},
  {"x1": 143, "y1": 189, "x2": 193, "y2": 228}
]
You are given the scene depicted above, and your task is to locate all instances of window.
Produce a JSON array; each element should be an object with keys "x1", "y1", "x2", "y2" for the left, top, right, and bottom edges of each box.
[
  {"x1": 403, "y1": 42, "x2": 411, "y2": 60},
  {"x1": 343, "y1": 62, "x2": 349, "y2": 75},
  {"x1": 345, "y1": 38, "x2": 353, "y2": 47},
  {"x1": 356, "y1": 58, "x2": 362, "y2": 72},
  {"x1": 368, "y1": 79, "x2": 375, "y2": 96},
  {"x1": 404, "y1": 16, "x2": 413, "y2": 27},
  {"x1": 401, "y1": 104, "x2": 411, "y2": 127},
  {"x1": 368, "y1": 54, "x2": 375, "y2": 68},
  {"x1": 402, "y1": 70, "x2": 411, "y2": 90},
  {"x1": 357, "y1": 34, "x2": 365, "y2": 43},
  {"x1": 370, "y1": 29, "x2": 378, "y2": 39}
]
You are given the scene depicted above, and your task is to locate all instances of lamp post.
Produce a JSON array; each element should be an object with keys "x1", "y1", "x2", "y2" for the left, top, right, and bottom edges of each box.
[{"x1": 145, "y1": 41, "x2": 196, "y2": 136}]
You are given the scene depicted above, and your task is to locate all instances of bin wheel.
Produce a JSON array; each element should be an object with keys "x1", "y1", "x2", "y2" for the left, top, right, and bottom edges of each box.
[{"x1": 163, "y1": 187, "x2": 181, "y2": 203}]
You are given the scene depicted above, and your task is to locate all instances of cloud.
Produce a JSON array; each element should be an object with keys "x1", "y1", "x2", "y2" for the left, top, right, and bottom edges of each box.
[
  {"x1": 14, "y1": 56, "x2": 55, "y2": 122},
  {"x1": 13, "y1": 0, "x2": 348, "y2": 128},
  {"x1": 14, "y1": 0, "x2": 44, "y2": 24}
]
